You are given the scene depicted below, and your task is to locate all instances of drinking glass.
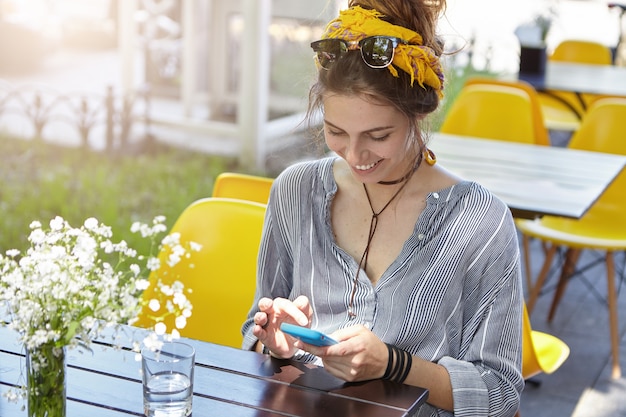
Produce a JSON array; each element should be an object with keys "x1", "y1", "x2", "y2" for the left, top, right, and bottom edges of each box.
[{"x1": 142, "y1": 341, "x2": 195, "y2": 417}]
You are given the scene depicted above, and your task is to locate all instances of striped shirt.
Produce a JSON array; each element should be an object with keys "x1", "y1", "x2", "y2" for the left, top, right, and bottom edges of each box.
[{"x1": 242, "y1": 156, "x2": 524, "y2": 417}]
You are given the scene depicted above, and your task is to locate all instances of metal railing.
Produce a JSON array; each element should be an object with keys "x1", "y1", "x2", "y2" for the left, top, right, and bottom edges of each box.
[{"x1": 0, "y1": 84, "x2": 152, "y2": 153}]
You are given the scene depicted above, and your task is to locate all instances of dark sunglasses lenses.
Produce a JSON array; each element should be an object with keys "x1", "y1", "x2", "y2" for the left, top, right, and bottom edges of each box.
[
  {"x1": 360, "y1": 37, "x2": 396, "y2": 68},
  {"x1": 312, "y1": 39, "x2": 348, "y2": 68},
  {"x1": 311, "y1": 37, "x2": 397, "y2": 69}
]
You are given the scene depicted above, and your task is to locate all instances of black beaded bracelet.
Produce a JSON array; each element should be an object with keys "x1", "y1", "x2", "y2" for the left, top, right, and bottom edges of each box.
[{"x1": 381, "y1": 343, "x2": 413, "y2": 384}]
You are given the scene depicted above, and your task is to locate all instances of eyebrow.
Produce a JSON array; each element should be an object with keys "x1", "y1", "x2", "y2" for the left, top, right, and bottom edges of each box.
[{"x1": 324, "y1": 119, "x2": 395, "y2": 134}]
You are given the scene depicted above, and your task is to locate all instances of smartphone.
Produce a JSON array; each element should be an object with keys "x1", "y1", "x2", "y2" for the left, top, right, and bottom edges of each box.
[{"x1": 280, "y1": 323, "x2": 338, "y2": 347}]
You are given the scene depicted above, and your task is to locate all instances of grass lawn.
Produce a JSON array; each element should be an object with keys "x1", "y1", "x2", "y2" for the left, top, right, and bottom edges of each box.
[{"x1": 0, "y1": 136, "x2": 237, "y2": 255}]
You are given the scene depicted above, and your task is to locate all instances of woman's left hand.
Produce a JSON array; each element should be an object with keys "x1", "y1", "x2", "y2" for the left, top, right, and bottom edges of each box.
[{"x1": 294, "y1": 324, "x2": 388, "y2": 382}]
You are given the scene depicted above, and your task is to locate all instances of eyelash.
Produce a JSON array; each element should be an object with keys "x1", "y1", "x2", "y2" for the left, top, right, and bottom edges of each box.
[
  {"x1": 370, "y1": 134, "x2": 390, "y2": 142},
  {"x1": 326, "y1": 129, "x2": 390, "y2": 142}
]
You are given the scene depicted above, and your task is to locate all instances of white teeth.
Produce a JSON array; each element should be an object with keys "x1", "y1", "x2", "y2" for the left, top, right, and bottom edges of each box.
[{"x1": 356, "y1": 162, "x2": 377, "y2": 170}]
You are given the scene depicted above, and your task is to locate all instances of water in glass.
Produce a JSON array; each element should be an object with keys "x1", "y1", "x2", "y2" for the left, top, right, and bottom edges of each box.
[{"x1": 144, "y1": 371, "x2": 192, "y2": 417}]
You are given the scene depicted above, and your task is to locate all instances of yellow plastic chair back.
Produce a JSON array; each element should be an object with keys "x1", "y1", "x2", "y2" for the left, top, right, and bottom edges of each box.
[
  {"x1": 463, "y1": 77, "x2": 550, "y2": 146},
  {"x1": 440, "y1": 83, "x2": 547, "y2": 145},
  {"x1": 568, "y1": 98, "x2": 626, "y2": 154},
  {"x1": 135, "y1": 197, "x2": 266, "y2": 348},
  {"x1": 540, "y1": 40, "x2": 613, "y2": 129},
  {"x1": 212, "y1": 172, "x2": 274, "y2": 204},
  {"x1": 522, "y1": 303, "x2": 570, "y2": 379},
  {"x1": 550, "y1": 40, "x2": 613, "y2": 65}
]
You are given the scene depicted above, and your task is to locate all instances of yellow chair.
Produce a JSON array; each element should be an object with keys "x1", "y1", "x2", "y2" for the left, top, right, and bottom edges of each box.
[
  {"x1": 135, "y1": 197, "x2": 267, "y2": 348},
  {"x1": 440, "y1": 83, "x2": 550, "y2": 146},
  {"x1": 515, "y1": 302, "x2": 570, "y2": 417},
  {"x1": 522, "y1": 303, "x2": 570, "y2": 381},
  {"x1": 516, "y1": 98, "x2": 626, "y2": 379},
  {"x1": 212, "y1": 172, "x2": 274, "y2": 204},
  {"x1": 538, "y1": 40, "x2": 614, "y2": 131},
  {"x1": 551, "y1": 39, "x2": 613, "y2": 65},
  {"x1": 463, "y1": 77, "x2": 551, "y2": 146}
]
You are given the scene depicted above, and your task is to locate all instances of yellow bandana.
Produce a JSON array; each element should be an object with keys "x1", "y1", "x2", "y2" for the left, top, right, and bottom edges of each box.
[{"x1": 321, "y1": 6, "x2": 444, "y2": 97}]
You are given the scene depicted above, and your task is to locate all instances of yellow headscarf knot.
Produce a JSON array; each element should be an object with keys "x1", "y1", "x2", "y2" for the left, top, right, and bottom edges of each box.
[{"x1": 321, "y1": 6, "x2": 444, "y2": 98}]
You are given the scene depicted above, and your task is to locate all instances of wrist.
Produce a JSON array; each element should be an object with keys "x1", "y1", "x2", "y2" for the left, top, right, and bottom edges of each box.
[
  {"x1": 381, "y1": 343, "x2": 413, "y2": 384},
  {"x1": 261, "y1": 343, "x2": 297, "y2": 360}
]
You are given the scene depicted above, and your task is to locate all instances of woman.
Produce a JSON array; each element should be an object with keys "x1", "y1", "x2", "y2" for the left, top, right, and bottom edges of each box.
[{"x1": 242, "y1": 1, "x2": 524, "y2": 416}]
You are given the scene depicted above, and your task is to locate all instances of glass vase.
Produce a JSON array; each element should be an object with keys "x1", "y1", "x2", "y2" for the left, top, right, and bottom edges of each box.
[{"x1": 26, "y1": 343, "x2": 67, "y2": 417}]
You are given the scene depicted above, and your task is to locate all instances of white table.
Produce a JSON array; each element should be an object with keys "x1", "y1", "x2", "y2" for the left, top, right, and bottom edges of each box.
[
  {"x1": 517, "y1": 62, "x2": 626, "y2": 116},
  {"x1": 429, "y1": 133, "x2": 626, "y2": 219},
  {"x1": 519, "y1": 62, "x2": 626, "y2": 97}
]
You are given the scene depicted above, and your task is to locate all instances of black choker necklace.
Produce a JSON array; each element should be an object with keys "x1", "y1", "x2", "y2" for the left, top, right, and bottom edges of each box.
[{"x1": 377, "y1": 152, "x2": 424, "y2": 185}]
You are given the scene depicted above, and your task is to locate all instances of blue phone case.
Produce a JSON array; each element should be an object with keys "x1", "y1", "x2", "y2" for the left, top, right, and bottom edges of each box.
[{"x1": 280, "y1": 323, "x2": 338, "y2": 346}]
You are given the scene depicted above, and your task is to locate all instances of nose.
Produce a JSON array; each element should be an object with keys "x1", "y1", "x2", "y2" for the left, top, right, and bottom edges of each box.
[{"x1": 344, "y1": 137, "x2": 366, "y2": 164}]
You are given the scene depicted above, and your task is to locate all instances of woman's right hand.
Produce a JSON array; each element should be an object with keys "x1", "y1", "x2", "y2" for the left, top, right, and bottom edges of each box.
[{"x1": 252, "y1": 295, "x2": 312, "y2": 358}]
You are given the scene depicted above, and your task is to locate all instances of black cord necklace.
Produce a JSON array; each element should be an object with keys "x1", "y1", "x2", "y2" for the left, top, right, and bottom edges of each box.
[
  {"x1": 347, "y1": 154, "x2": 422, "y2": 318},
  {"x1": 377, "y1": 152, "x2": 423, "y2": 185}
]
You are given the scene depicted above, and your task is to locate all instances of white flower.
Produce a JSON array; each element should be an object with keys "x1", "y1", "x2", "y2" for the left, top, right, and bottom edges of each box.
[
  {"x1": 175, "y1": 315, "x2": 187, "y2": 329},
  {"x1": 160, "y1": 285, "x2": 174, "y2": 297},
  {"x1": 49, "y1": 216, "x2": 65, "y2": 231},
  {"x1": 83, "y1": 217, "x2": 99, "y2": 230},
  {"x1": 146, "y1": 257, "x2": 160, "y2": 271},
  {"x1": 130, "y1": 222, "x2": 142, "y2": 233},
  {"x1": 0, "y1": 215, "x2": 197, "y2": 359},
  {"x1": 154, "y1": 322, "x2": 167, "y2": 335},
  {"x1": 28, "y1": 228, "x2": 45, "y2": 244},
  {"x1": 130, "y1": 264, "x2": 141, "y2": 277},
  {"x1": 149, "y1": 299, "x2": 161, "y2": 312},
  {"x1": 173, "y1": 292, "x2": 188, "y2": 309},
  {"x1": 161, "y1": 232, "x2": 181, "y2": 247},
  {"x1": 143, "y1": 333, "x2": 163, "y2": 351}
]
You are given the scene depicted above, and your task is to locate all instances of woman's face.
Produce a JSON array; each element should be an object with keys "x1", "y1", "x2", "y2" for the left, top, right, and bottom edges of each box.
[{"x1": 323, "y1": 93, "x2": 416, "y2": 184}]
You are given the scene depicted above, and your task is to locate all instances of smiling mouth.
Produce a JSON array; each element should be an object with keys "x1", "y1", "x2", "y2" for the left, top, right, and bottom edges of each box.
[{"x1": 355, "y1": 160, "x2": 382, "y2": 171}]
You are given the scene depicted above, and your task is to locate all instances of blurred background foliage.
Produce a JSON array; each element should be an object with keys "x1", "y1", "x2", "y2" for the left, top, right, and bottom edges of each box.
[{"x1": 0, "y1": 135, "x2": 235, "y2": 255}]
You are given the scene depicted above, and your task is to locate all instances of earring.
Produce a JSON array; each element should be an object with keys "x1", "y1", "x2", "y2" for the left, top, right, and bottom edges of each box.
[{"x1": 423, "y1": 148, "x2": 437, "y2": 166}]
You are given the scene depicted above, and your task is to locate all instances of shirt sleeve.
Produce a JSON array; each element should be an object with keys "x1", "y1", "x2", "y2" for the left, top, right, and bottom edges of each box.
[
  {"x1": 439, "y1": 205, "x2": 524, "y2": 417},
  {"x1": 240, "y1": 163, "x2": 305, "y2": 350}
]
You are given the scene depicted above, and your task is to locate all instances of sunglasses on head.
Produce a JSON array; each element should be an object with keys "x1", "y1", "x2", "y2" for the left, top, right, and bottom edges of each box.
[{"x1": 311, "y1": 36, "x2": 407, "y2": 70}]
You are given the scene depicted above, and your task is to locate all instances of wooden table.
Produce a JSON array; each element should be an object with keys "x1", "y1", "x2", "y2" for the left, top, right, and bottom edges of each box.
[
  {"x1": 0, "y1": 326, "x2": 428, "y2": 417},
  {"x1": 430, "y1": 133, "x2": 626, "y2": 219}
]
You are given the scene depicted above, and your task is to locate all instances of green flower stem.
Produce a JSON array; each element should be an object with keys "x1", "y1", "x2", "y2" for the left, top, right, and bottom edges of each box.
[{"x1": 26, "y1": 344, "x2": 66, "y2": 417}]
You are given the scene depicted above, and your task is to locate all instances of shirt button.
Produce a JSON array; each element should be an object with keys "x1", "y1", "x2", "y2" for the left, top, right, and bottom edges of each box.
[
  {"x1": 433, "y1": 192, "x2": 440, "y2": 199},
  {"x1": 418, "y1": 234, "x2": 425, "y2": 240}
]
